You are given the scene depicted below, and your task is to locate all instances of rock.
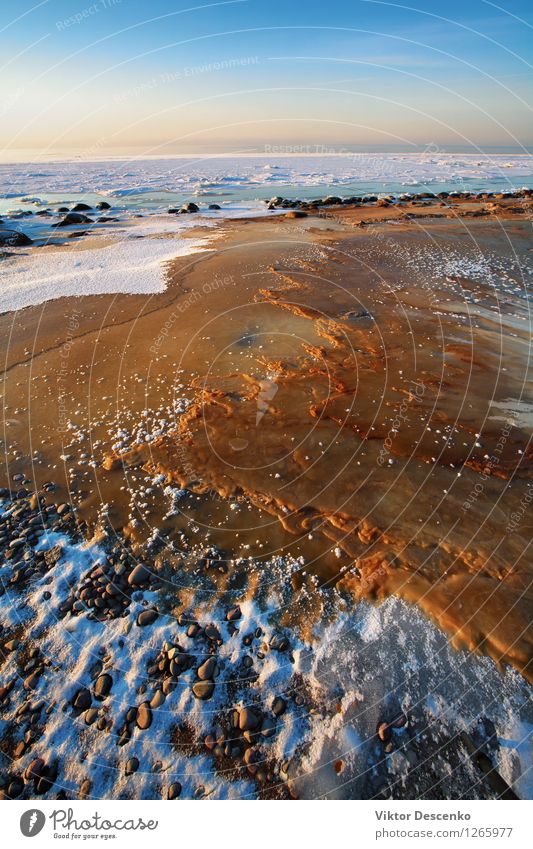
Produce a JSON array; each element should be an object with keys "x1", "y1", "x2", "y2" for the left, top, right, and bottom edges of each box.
[
  {"x1": 204, "y1": 623, "x2": 221, "y2": 642},
  {"x1": 4, "y1": 638, "x2": 19, "y2": 652},
  {"x1": 150, "y1": 688, "x2": 166, "y2": 708},
  {"x1": 181, "y1": 202, "x2": 199, "y2": 213},
  {"x1": 79, "y1": 779, "x2": 92, "y2": 799},
  {"x1": 72, "y1": 687, "x2": 92, "y2": 711},
  {"x1": 197, "y1": 657, "x2": 217, "y2": 680},
  {"x1": 377, "y1": 721, "x2": 391, "y2": 743},
  {"x1": 128, "y1": 564, "x2": 150, "y2": 586},
  {"x1": 167, "y1": 782, "x2": 182, "y2": 799},
  {"x1": 71, "y1": 203, "x2": 92, "y2": 211},
  {"x1": 137, "y1": 609, "x2": 158, "y2": 627},
  {"x1": 94, "y1": 673, "x2": 113, "y2": 700},
  {"x1": 226, "y1": 605, "x2": 241, "y2": 622},
  {"x1": 192, "y1": 680, "x2": 215, "y2": 700},
  {"x1": 238, "y1": 707, "x2": 261, "y2": 731},
  {"x1": 208, "y1": 204, "x2": 221, "y2": 210},
  {"x1": 53, "y1": 212, "x2": 93, "y2": 227},
  {"x1": 269, "y1": 633, "x2": 289, "y2": 652},
  {"x1": 96, "y1": 201, "x2": 111, "y2": 210},
  {"x1": 57, "y1": 503, "x2": 70, "y2": 515},
  {"x1": 136, "y1": 701, "x2": 152, "y2": 730},
  {"x1": 25, "y1": 758, "x2": 45, "y2": 781},
  {"x1": 125, "y1": 757, "x2": 139, "y2": 775},
  {"x1": 260, "y1": 716, "x2": 276, "y2": 738},
  {"x1": 84, "y1": 708, "x2": 99, "y2": 725},
  {"x1": 23, "y1": 672, "x2": 41, "y2": 691},
  {"x1": 272, "y1": 696, "x2": 286, "y2": 717},
  {"x1": 0, "y1": 228, "x2": 33, "y2": 247},
  {"x1": 285, "y1": 210, "x2": 307, "y2": 218}
]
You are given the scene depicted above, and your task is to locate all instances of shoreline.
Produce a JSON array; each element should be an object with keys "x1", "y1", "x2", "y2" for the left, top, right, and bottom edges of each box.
[{"x1": 1, "y1": 196, "x2": 532, "y2": 800}]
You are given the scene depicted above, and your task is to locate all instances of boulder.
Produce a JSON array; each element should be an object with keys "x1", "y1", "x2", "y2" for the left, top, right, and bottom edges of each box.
[
  {"x1": 71, "y1": 203, "x2": 92, "y2": 211},
  {"x1": 181, "y1": 202, "x2": 199, "y2": 213},
  {"x1": 208, "y1": 204, "x2": 221, "y2": 210},
  {"x1": 53, "y1": 212, "x2": 93, "y2": 227},
  {"x1": 0, "y1": 228, "x2": 33, "y2": 247},
  {"x1": 96, "y1": 201, "x2": 111, "y2": 210}
]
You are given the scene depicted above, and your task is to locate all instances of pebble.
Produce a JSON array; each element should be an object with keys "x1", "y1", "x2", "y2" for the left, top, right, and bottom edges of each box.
[
  {"x1": 197, "y1": 657, "x2": 217, "y2": 680},
  {"x1": 239, "y1": 707, "x2": 261, "y2": 731},
  {"x1": 272, "y1": 696, "x2": 286, "y2": 717},
  {"x1": 128, "y1": 564, "x2": 150, "y2": 586},
  {"x1": 125, "y1": 757, "x2": 139, "y2": 775},
  {"x1": 72, "y1": 688, "x2": 92, "y2": 711},
  {"x1": 136, "y1": 701, "x2": 152, "y2": 730},
  {"x1": 192, "y1": 680, "x2": 215, "y2": 700},
  {"x1": 226, "y1": 605, "x2": 241, "y2": 622},
  {"x1": 150, "y1": 689, "x2": 166, "y2": 709},
  {"x1": 137, "y1": 609, "x2": 158, "y2": 627},
  {"x1": 94, "y1": 673, "x2": 113, "y2": 700},
  {"x1": 167, "y1": 782, "x2": 182, "y2": 799}
]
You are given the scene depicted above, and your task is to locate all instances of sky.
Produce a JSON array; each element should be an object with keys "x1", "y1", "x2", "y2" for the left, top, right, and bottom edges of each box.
[{"x1": 0, "y1": 0, "x2": 532, "y2": 159}]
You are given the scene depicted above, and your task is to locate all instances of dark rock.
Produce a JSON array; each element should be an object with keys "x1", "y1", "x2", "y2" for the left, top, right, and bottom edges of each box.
[
  {"x1": 226, "y1": 605, "x2": 241, "y2": 622},
  {"x1": 0, "y1": 228, "x2": 33, "y2": 247},
  {"x1": 181, "y1": 202, "x2": 199, "y2": 213},
  {"x1": 272, "y1": 696, "x2": 286, "y2": 716},
  {"x1": 204, "y1": 623, "x2": 221, "y2": 642},
  {"x1": 285, "y1": 210, "x2": 307, "y2": 218},
  {"x1": 71, "y1": 203, "x2": 92, "y2": 211},
  {"x1": 208, "y1": 204, "x2": 221, "y2": 210},
  {"x1": 96, "y1": 201, "x2": 111, "y2": 210},
  {"x1": 137, "y1": 609, "x2": 158, "y2": 627},
  {"x1": 168, "y1": 782, "x2": 182, "y2": 799},
  {"x1": 125, "y1": 757, "x2": 139, "y2": 775},
  {"x1": 94, "y1": 673, "x2": 112, "y2": 700},
  {"x1": 53, "y1": 212, "x2": 93, "y2": 227},
  {"x1": 72, "y1": 688, "x2": 92, "y2": 711},
  {"x1": 128, "y1": 564, "x2": 150, "y2": 586}
]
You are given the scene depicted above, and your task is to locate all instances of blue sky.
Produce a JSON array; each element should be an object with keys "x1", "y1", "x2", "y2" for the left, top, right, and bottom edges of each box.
[{"x1": 1, "y1": 0, "x2": 532, "y2": 156}]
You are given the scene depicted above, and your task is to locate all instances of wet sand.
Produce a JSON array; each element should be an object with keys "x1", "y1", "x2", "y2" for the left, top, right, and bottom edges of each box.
[{"x1": 1, "y1": 196, "x2": 532, "y2": 686}]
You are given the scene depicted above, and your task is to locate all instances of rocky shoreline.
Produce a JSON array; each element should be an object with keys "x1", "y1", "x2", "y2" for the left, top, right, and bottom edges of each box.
[{"x1": 0, "y1": 477, "x2": 529, "y2": 800}]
